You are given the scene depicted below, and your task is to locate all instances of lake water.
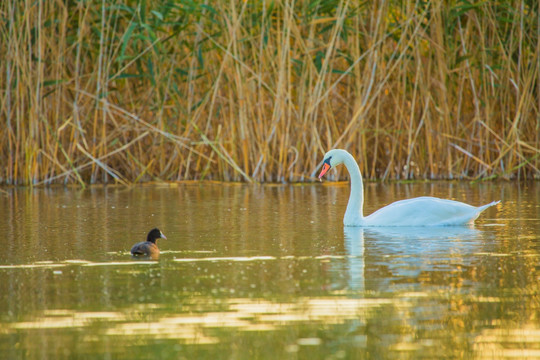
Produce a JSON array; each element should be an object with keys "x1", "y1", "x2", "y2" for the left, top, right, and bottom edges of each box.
[{"x1": 0, "y1": 181, "x2": 538, "y2": 359}]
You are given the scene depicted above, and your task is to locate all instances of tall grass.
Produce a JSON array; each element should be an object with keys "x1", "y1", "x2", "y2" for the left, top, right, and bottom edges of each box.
[{"x1": 0, "y1": 0, "x2": 539, "y2": 185}]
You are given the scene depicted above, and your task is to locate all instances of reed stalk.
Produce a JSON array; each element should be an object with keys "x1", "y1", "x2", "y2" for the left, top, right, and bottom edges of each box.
[{"x1": 0, "y1": 0, "x2": 538, "y2": 185}]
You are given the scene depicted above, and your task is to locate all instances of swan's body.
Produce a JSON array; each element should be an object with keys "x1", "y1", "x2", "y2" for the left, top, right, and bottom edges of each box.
[{"x1": 318, "y1": 149, "x2": 499, "y2": 227}]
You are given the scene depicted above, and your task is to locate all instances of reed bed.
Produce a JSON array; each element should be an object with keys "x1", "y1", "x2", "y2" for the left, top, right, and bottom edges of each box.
[{"x1": 0, "y1": 0, "x2": 539, "y2": 185}]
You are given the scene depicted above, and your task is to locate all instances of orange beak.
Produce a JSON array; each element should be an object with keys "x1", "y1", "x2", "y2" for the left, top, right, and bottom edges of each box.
[{"x1": 318, "y1": 162, "x2": 331, "y2": 179}]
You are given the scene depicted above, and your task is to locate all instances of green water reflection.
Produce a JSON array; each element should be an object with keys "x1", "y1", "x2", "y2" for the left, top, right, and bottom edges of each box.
[{"x1": 0, "y1": 182, "x2": 538, "y2": 359}]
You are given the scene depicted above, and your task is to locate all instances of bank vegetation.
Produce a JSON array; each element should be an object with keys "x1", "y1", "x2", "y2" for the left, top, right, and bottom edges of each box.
[{"x1": 1, "y1": 0, "x2": 539, "y2": 185}]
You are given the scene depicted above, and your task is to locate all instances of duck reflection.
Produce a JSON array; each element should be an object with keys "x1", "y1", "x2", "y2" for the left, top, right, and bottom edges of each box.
[{"x1": 343, "y1": 226, "x2": 484, "y2": 291}]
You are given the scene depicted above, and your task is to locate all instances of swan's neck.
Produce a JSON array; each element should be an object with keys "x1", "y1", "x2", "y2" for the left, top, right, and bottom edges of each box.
[{"x1": 342, "y1": 153, "x2": 364, "y2": 224}]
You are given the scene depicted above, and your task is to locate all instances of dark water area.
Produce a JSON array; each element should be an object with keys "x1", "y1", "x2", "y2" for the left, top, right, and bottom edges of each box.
[{"x1": 0, "y1": 182, "x2": 538, "y2": 359}]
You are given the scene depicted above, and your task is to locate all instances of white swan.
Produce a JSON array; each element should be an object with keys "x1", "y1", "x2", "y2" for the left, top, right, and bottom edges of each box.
[{"x1": 318, "y1": 149, "x2": 500, "y2": 226}]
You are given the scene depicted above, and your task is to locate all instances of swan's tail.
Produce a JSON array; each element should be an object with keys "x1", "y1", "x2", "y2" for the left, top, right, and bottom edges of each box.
[{"x1": 477, "y1": 200, "x2": 500, "y2": 212}]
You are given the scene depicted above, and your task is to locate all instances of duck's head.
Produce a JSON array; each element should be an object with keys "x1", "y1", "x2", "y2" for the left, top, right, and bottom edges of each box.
[{"x1": 147, "y1": 228, "x2": 167, "y2": 243}]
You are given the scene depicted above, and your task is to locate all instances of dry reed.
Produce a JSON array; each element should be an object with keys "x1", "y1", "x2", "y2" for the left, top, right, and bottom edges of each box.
[{"x1": 0, "y1": 0, "x2": 539, "y2": 185}]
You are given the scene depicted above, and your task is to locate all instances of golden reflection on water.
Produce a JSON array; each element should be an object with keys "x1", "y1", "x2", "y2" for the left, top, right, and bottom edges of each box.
[
  {"x1": 4, "y1": 296, "x2": 393, "y2": 344},
  {"x1": 0, "y1": 183, "x2": 538, "y2": 358},
  {"x1": 0, "y1": 260, "x2": 157, "y2": 269},
  {"x1": 474, "y1": 327, "x2": 540, "y2": 359},
  {"x1": 0, "y1": 254, "x2": 361, "y2": 269},
  {"x1": 4, "y1": 294, "x2": 540, "y2": 359}
]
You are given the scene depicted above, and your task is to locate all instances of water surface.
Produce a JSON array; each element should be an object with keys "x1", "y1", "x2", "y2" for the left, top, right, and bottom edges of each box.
[{"x1": 0, "y1": 182, "x2": 538, "y2": 359}]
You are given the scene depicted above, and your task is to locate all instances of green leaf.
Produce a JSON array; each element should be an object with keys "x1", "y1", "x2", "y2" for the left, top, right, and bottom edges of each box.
[
  {"x1": 42, "y1": 79, "x2": 66, "y2": 87},
  {"x1": 151, "y1": 10, "x2": 164, "y2": 21},
  {"x1": 119, "y1": 22, "x2": 138, "y2": 62}
]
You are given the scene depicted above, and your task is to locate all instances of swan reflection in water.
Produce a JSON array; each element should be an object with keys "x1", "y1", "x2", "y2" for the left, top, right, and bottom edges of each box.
[{"x1": 343, "y1": 226, "x2": 485, "y2": 292}]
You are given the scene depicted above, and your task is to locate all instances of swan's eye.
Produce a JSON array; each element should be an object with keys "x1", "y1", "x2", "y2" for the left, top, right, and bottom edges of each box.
[{"x1": 324, "y1": 156, "x2": 332, "y2": 167}]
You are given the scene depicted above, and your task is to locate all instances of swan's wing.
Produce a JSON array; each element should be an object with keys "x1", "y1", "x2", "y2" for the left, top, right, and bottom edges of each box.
[{"x1": 364, "y1": 197, "x2": 490, "y2": 226}]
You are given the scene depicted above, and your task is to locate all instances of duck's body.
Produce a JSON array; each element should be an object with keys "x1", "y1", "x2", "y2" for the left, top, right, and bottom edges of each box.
[
  {"x1": 318, "y1": 149, "x2": 499, "y2": 227},
  {"x1": 131, "y1": 228, "x2": 166, "y2": 258},
  {"x1": 131, "y1": 241, "x2": 160, "y2": 257}
]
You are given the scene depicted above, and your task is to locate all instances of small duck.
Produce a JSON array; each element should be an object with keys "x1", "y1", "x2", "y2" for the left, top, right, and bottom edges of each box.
[{"x1": 131, "y1": 228, "x2": 166, "y2": 258}]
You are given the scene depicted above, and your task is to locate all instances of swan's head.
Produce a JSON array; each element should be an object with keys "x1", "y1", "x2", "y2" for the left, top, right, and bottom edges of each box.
[{"x1": 318, "y1": 149, "x2": 347, "y2": 179}]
